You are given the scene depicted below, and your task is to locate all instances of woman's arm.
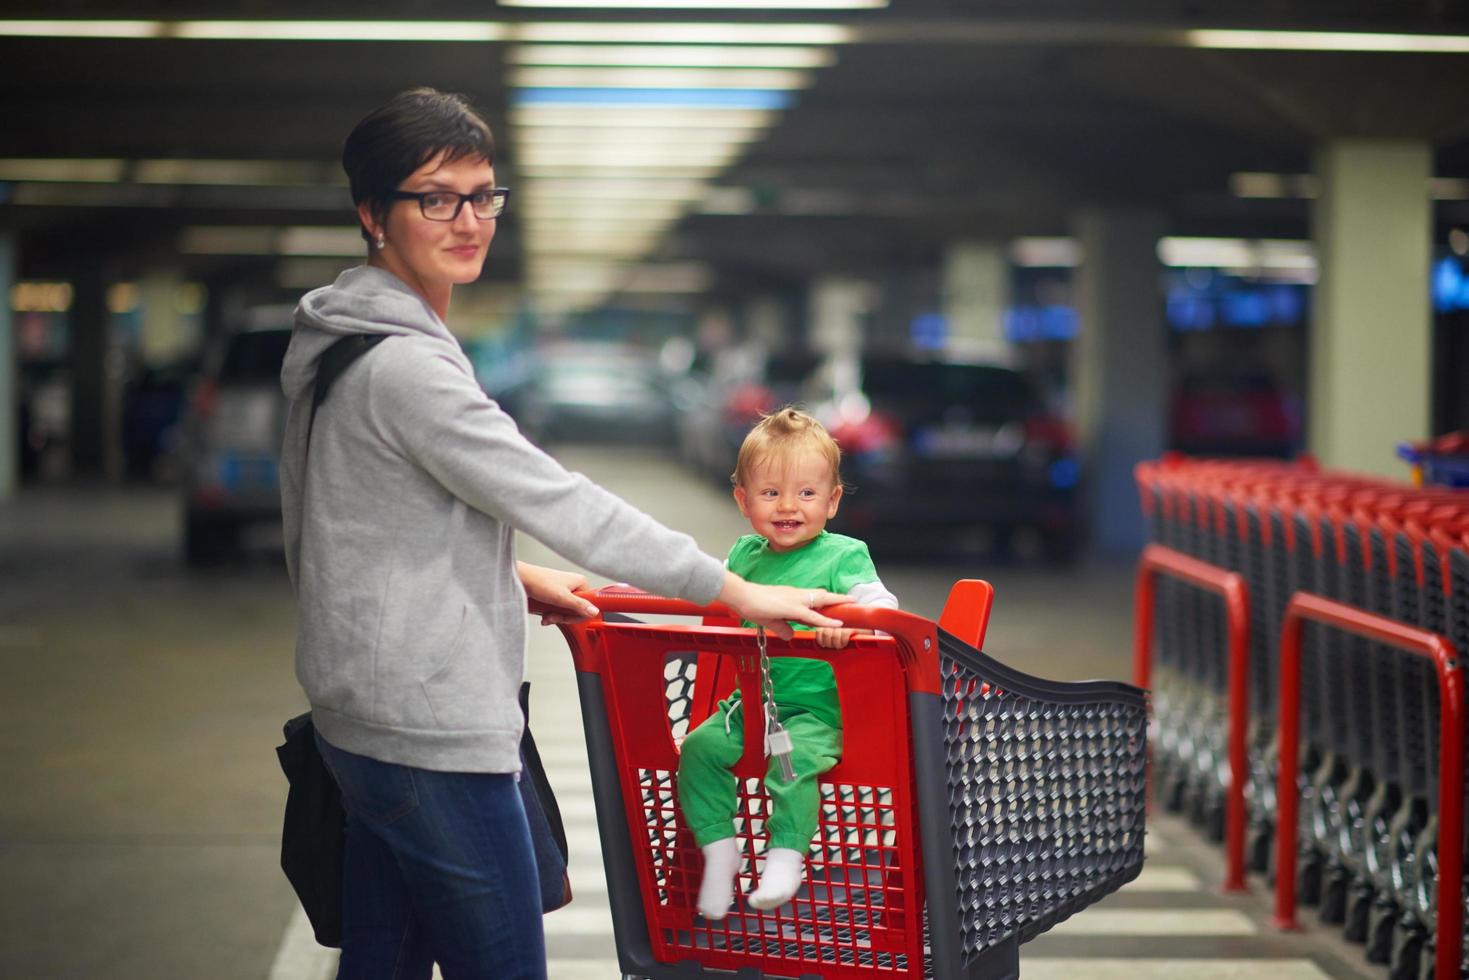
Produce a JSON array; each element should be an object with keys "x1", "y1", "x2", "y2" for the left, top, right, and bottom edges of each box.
[{"x1": 716, "y1": 571, "x2": 846, "y2": 639}]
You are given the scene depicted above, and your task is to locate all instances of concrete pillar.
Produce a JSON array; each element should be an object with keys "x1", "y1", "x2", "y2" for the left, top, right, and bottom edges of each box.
[
  {"x1": 1070, "y1": 207, "x2": 1168, "y2": 556},
  {"x1": 942, "y1": 240, "x2": 1010, "y2": 357},
  {"x1": 69, "y1": 261, "x2": 111, "y2": 479},
  {"x1": 138, "y1": 268, "x2": 193, "y2": 366},
  {"x1": 0, "y1": 232, "x2": 15, "y2": 500},
  {"x1": 1309, "y1": 139, "x2": 1432, "y2": 476},
  {"x1": 808, "y1": 277, "x2": 871, "y2": 356}
]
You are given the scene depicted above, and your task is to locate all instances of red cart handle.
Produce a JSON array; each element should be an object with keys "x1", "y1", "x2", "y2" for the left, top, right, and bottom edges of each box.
[
  {"x1": 529, "y1": 585, "x2": 945, "y2": 693},
  {"x1": 532, "y1": 585, "x2": 927, "y2": 637}
]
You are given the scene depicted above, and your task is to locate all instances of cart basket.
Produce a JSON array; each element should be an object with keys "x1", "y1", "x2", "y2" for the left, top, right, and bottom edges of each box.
[{"x1": 541, "y1": 582, "x2": 1148, "y2": 980}]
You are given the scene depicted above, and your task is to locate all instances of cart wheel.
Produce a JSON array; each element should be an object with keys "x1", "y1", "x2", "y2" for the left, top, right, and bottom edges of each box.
[
  {"x1": 1415, "y1": 941, "x2": 1434, "y2": 980},
  {"x1": 1296, "y1": 848, "x2": 1323, "y2": 906},
  {"x1": 1246, "y1": 819, "x2": 1274, "y2": 873},
  {"x1": 1342, "y1": 879, "x2": 1372, "y2": 942},
  {"x1": 1318, "y1": 865, "x2": 1347, "y2": 923},
  {"x1": 1388, "y1": 920, "x2": 1425, "y2": 980},
  {"x1": 1365, "y1": 900, "x2": 1398, "y2": 963}
]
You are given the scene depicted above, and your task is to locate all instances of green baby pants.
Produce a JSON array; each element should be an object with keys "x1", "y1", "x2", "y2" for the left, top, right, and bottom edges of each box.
[{"x1": 676, "y1": 702, "x2": 843, "y2": 852}]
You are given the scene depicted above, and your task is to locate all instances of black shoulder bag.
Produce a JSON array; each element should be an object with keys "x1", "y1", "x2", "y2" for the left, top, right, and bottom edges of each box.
[{"x1": 276, "y1": 334, "x2": 571, "y2": 950}]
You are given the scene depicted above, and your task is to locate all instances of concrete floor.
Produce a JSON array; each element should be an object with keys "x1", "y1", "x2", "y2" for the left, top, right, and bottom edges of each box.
[{"x1": 0, "y1": 446, "x2": 1386, "y2": 979}]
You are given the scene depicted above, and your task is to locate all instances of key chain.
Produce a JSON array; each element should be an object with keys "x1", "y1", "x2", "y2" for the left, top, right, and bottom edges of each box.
[{"x1": 756, "y1": 626, "x2": 797, "y2": 783}]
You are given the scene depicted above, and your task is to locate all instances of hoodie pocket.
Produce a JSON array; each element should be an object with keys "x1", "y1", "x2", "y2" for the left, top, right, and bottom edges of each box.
[{"x1": 420, "y1": 601, "x2": 523, "y2": 732}]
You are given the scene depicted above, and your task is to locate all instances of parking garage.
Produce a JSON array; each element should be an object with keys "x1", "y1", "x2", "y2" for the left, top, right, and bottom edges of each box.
[{"x1": 2, "y1": 4, "x2": 1469, "y2": 979}]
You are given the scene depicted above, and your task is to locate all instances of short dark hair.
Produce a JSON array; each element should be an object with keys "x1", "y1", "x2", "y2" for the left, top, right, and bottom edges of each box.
[{"x1": 342, "y1": 87, "x2": 496, "y2": 242}]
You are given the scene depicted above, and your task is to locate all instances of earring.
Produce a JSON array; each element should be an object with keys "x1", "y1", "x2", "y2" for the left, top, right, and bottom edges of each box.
[{"x1": 375, "y1": 233, "x2": 386, "y2": 250}]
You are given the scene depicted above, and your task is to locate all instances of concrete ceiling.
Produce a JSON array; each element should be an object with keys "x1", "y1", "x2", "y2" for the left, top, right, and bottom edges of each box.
[{"x1": 4, "y1": 0, "x2": 1469, "y2": 307}]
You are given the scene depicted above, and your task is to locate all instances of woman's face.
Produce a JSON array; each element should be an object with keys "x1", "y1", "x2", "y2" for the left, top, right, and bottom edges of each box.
[{"x1": 360, "y1": 151, "x2": 497, "y2": 312}]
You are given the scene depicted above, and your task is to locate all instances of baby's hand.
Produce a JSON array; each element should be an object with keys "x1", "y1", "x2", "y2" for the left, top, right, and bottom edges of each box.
[{"x1": 815, "y1": 627, "x2": 859, "y2": 649}]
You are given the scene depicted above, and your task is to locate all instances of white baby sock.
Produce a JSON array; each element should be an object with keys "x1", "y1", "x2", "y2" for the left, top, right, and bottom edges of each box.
[
  {"x1": 747, "y1": 847, "x2": 805, "y2": 911},
  {"x1": 697, "y1": 838, "x2": 741, "y2": 920}
]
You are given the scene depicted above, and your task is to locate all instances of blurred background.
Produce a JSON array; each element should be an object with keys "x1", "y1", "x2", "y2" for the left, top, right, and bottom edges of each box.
[{"x1": 1, "y1": 2, "x2": 1467, "y2": 979}]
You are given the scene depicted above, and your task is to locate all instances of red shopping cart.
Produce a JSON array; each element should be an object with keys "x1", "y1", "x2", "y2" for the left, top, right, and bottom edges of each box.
[{"x1": 537, "y1": 581, "x2": 1147, "y2": 980}]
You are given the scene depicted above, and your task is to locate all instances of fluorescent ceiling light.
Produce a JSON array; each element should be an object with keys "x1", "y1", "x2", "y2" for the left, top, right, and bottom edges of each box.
[
  {"x1": 0, "y1": 158, "x2": 126, "y2": 182},
  {"x1": 512, "y1": 66, "x2": 810, "y2": 89},
  {"x1": 523, "y1": 195, "x2": 686, "y2": 210},
  {"x1": 621, "y1": 262, "x2": 712, "y2": 294},
  {"x1": 698, "y1": 186, "x2": 758, "y2": 214},
  {"x1": 1228, "y1": 171, "x2": 1318, "y2": 199},
  {"x1": 520, "y1": 166, "x2": 725, "y2": 182},
  {"x1": 512, "y1": 105, "x2": 776, "y2": 128},
  {"x1": 179, "y1": 227, "x2": 278, "y2": 255},
  {"x1": 516, "y1": 127, "x2": 764, "y2": 146},
  {"x1": 512, "y1": 22, "x2": 854, "y2": 44},
  {"x1": 1186, "y1": 28, "x2": 1469, "y2": 53},
  {"x1": 520, "y1": 143, "x2": 740, "y2": 166},
  {"x1": 524, "y1": 179, "x2": 709, "y2": 201},
  {"x1": 131, "y1": 159, "x2": 338, "y2": 186},
  {"x1": 1158, "y1": 237, "x2": 1315, "y2": 272},
  {"x1": 10, "y1": 282, "x2": 75, "y2": 313},
  {"x1": 1228, "y1": 171, "x2": 1467, "y2": 200},
  {"x1": 0, "y1": 20, "x2": 159, "y2": 38},
  {"x1": 0, "y1": 19, "x2": 507, "y2": 41},
  {"x1": 525, "y1": 219, "x2": 670, "y2": 234},
  {"x1": 1008, "y1": 237, "x2": 1082, "y2": 268},
  {"x1": 509, "y1": 44, "x2": 835, "y2": 68},
  {"x1": 278, "y1": 227, "x2": 367, "y2": 256},
  {"x1": 504, "y1": 0, "x2": 880, "y2": 7},
  {"x1": 178, "y1": 225, "x2": 363, "y2": 256},
  {"x1": 173, "y1": 20, "x2": 506, "y2": 41},
  {"x1": 529, "y1": 233, "x2": 674, "y2": 249},
  {"x1": 515, "y1": 89, "x2": 793, "y2": 110}
]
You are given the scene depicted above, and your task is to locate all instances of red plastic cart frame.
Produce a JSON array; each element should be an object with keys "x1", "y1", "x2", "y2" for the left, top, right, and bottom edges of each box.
[
  {"x1": 1133, "y1": 542, "x2": 1251, "y2": 893},
  {"x1": 1271, "y1": 592, "x2": 1464, "y2": 980}
]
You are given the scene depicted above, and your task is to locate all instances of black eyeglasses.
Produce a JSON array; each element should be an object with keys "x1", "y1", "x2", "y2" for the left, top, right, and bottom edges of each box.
[{"x1": 388, "y1": 187, "x2": 510, "y2": 221}]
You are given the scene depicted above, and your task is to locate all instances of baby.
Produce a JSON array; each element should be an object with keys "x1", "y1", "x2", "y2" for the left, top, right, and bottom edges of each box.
[{"x1": 676, "y1": 407, "x2": 898, "y2": 918}]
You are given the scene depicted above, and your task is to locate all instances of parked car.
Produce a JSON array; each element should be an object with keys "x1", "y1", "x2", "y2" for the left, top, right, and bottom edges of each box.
[
  {"x1": 676, "y1": 347, "x2": 821, "y2": 485},
  {"x1": 1169, "y1": 368, "x2": 1301, "y2": 458},
  {"x1": 505, "y1": 342, "x2": 677, "y2": 448},
  {"x1": 179, "y1": 310, "x2": 293, "y2": 564},
  {"x1": 122, "y1": 360, "x2": 194, "y2": 482},
  {"x1": 17, "y1": 361, "x2": 70, "y2": 481},
  {"x1": 806, "y1": 352, "x2": 1083, "y2": 562}
]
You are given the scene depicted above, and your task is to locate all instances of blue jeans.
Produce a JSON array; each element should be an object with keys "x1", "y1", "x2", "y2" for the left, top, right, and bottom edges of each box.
[{"x1": 315, "y1": 734, "x2": 547, "y2": 980}]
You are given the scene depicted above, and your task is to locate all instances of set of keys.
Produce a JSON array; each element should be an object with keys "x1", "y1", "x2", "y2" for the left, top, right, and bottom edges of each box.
[{"x1": 755, "y1": 626, "x2": 797, "y2": 783}]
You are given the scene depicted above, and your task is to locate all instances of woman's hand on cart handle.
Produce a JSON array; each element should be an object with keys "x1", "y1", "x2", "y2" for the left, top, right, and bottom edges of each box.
[
  {"x1": 517, "y1": 561, "x2": 601, "y2": 625},
  {"x1": 716, "y1": 572, "x2": 847, "y2": 639}
]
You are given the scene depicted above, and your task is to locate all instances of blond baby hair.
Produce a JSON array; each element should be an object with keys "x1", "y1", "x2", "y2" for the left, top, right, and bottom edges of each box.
[{"x1": 731, "y1": 407, "x2": 844, "y2": 490}]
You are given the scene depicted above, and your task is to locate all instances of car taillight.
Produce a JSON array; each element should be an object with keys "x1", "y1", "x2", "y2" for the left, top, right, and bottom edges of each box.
[
  {"x1": 723, "y1": 383, "x2": 776, "y2": 426},
  {"x1": 1024, "y1": 414, "x2": 1074, "y2": 455},
  {"x1": 831, "y1": 411, "x2": 900, "y2": 456},
  {"x1": 191, "y1": 379, "x2": 219, "y2": 420}
]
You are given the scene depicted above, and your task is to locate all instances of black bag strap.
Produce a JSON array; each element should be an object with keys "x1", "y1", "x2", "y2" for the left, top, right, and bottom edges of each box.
[{"x1": 308, "y1": 334, "x2": 387, "y2": 440}]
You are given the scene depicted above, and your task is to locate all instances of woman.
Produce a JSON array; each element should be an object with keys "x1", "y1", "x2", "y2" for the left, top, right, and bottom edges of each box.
[{"x1": 278, "y1": 88, "x2": 846, "y2": 980}]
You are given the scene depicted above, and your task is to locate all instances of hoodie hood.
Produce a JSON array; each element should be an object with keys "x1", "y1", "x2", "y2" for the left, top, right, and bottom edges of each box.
[{"x1": 282, "y1": 264, "x2": 460, "y2": 401}]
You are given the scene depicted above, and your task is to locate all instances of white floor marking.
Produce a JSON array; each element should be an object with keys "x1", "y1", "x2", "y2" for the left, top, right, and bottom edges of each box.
[
  {"x1": 266, "y1": 905, "x2": 337, "y2": 980},
  {"x1": 1049, "y1": 909, "x2": 1258, "y2": 936},
  {"x1": 1021, "y1": 959, "x2": 1331, "y2": 979},
  {"x1": 1120, "y1": 865, "x2": 1204, "y2": 892}
]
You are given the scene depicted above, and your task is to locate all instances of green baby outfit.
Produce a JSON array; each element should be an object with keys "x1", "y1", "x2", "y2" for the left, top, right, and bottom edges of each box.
[{"x1": 676, "y1": 531, "x2": 884, "y2": 851}]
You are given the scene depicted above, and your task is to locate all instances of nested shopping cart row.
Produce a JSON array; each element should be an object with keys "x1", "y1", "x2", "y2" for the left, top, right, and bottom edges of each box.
[
  {"x1": 537, "y1": 582, "x2": 1147, "y2": 979},
  {"x1": 1134, "y1": 456, "x2": 1469, "y2": 980}
]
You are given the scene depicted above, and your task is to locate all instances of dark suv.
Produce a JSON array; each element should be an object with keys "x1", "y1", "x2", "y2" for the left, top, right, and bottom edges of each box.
[
  {"x1": 180, "y1": 311, "x2": 293, "y2": 564},
  {"x1": 808, "y1": 352, "x2": 1083, "y2": 561}
]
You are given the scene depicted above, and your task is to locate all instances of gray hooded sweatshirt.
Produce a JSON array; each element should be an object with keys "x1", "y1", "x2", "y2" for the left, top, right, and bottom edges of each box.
[{"x1": 281, "y1": 266, "x2": 726, "y2": 773}]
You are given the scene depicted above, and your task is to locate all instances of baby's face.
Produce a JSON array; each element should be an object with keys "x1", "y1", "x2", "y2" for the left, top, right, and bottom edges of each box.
[{"x1": 734, "y1": 456, "x2": 843, "y2": 553}]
